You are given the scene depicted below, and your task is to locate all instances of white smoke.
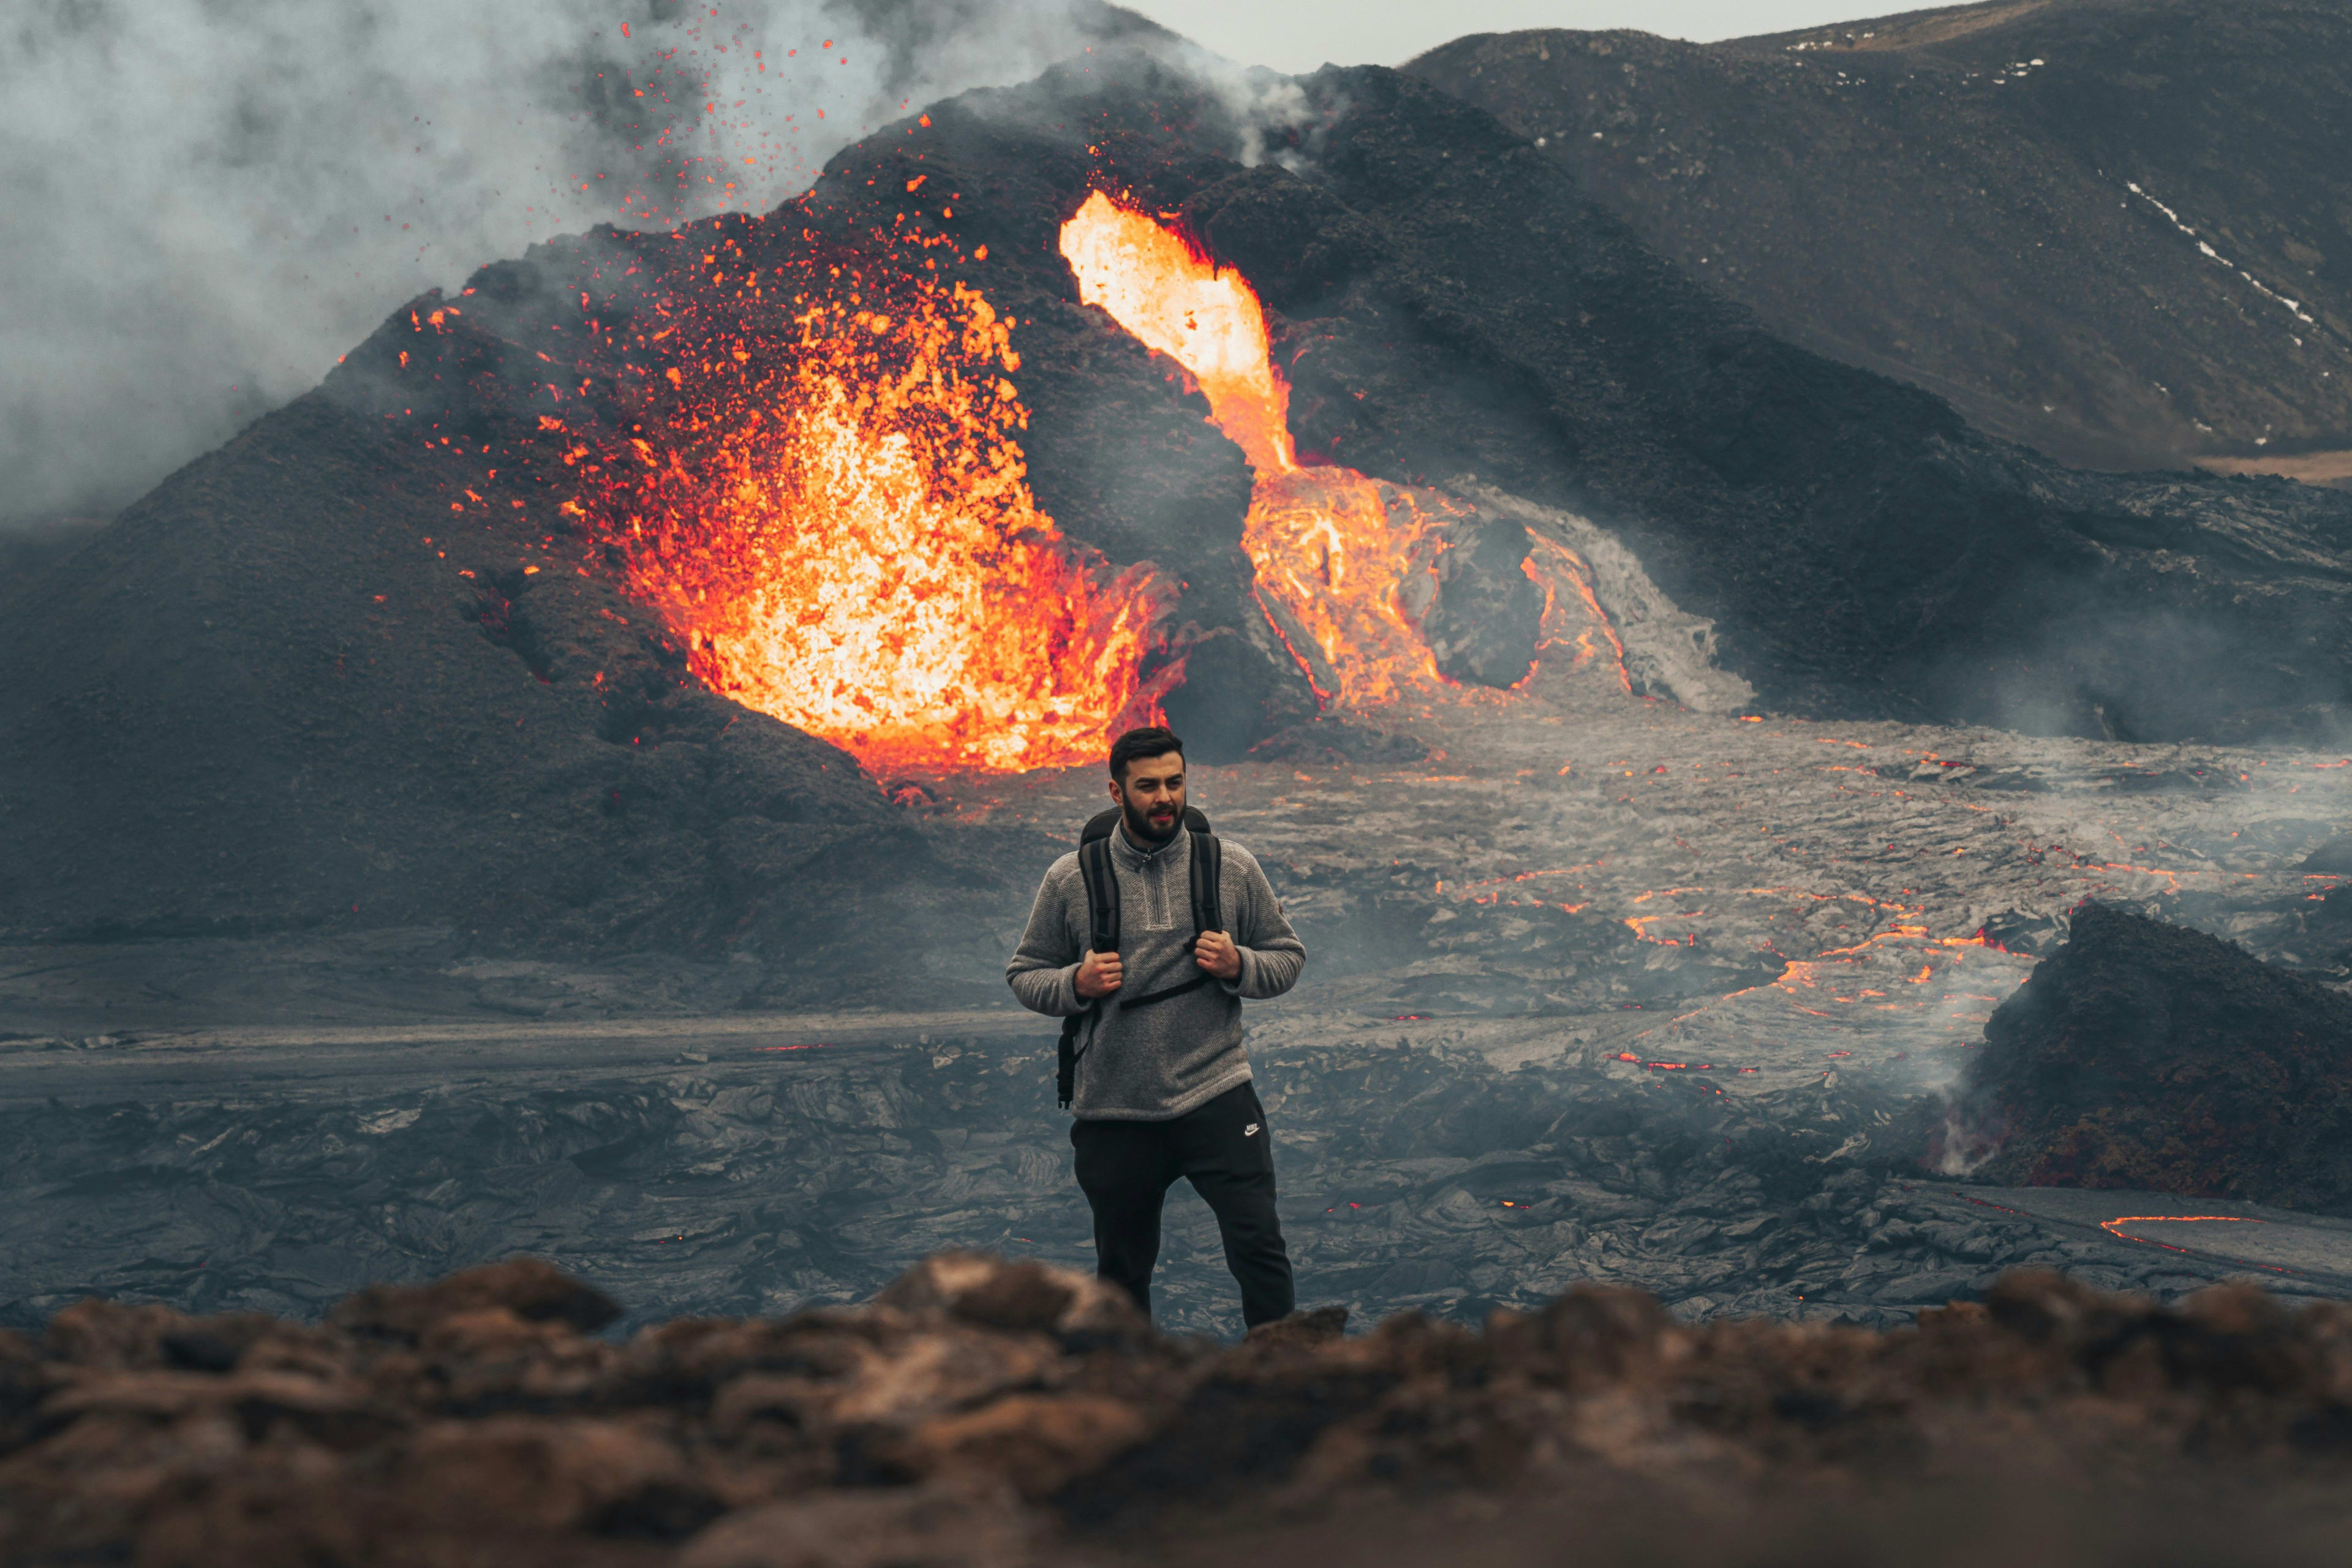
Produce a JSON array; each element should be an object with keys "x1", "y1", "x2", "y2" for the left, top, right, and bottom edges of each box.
[{"x1": 0, "y1": 0, "x2": 1140, "y2": 530}]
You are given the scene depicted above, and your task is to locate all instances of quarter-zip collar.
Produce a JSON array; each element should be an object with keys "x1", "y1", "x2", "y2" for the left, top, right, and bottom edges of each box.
[{"x1": 1110, "y1": 817, "x2": 1186, "y2": 870}]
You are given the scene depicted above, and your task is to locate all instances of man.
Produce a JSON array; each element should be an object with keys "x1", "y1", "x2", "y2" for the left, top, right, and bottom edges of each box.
[{"x1": 1006, "y1": 725, "x2": 1308, "y2": 1328}]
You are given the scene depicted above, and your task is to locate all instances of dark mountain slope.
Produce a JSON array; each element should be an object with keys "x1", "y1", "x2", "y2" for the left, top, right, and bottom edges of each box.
[
  {"x1": 1411, "y1": 0, "x2": 2352, "y2": 475},
  {"x1": 0, "y1": 393, "x2": 1039, "y2": 1000}
]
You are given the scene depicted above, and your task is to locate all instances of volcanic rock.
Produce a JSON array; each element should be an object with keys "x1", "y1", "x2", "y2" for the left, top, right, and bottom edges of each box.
[
  {"x1": 1403, "y1": 512, "x2": 1546, "y2": 688},
  {"x1": 9, "y1": 1252, "x2": 2352, "y2": 1565},
  {"x1": 1959, "y1": 904, "x2": 2352, "y2": 1208},
  {"x1": 1158, "y1": 627, "x2": 1317, "y2": 764},
  {"x1": 872, "y1": 1251, "x2": 1145, "y2": 1342},
  {"x1": 1245, "y1": 715, "x2": 1429, "y2": 765},
  {"x1": 1979, "y1": 908, "x2": 2064, "y2": 956},
  {"x1": 330, "y1": 1258, "x2": 624, "y2": 1341},
  {"x1": 2305, "y1": 836, "x2": 2352, "y2": 876},
  {"x1": 1411, "y1": 0, "x2": 2352, "y2": 475}
]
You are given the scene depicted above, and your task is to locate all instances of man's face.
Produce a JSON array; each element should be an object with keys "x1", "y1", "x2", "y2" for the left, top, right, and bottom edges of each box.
[{"x1": 1110, "y1": 750, "x2": 1186, "y2": 845}]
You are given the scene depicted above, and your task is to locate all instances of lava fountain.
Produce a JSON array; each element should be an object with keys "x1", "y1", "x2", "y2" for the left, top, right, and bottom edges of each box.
[{"x1": 593, "y1": 269, "x2": 1173, "y2": 775}]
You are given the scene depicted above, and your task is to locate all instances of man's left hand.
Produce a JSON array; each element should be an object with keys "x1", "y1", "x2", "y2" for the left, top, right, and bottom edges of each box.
[{"x1": 1194, "y1": 930, "x2": 1243, "y2": 981}]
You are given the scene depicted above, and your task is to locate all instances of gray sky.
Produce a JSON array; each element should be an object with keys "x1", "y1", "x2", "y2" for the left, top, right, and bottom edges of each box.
[{"x1": 1120, "y1": 1, "x2": 1894, "y2": 72}]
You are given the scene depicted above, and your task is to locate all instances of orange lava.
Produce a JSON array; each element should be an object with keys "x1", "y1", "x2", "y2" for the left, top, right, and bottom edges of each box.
[
  {"x1": 2100, "y1": 1215, "x2": 2264, "y2": 1254},
  {"x1": 1528, "y1": 535, "x2": 1632, "y2": 693},
  {"x1": 1058, "y1": 192, "x2": 1295, "y2": 473},
  {"x1": 1243, "y1": 471, "x2": 1458, "y2": 705},
  {"x1": 594, "y1": 274, "x2": 1173, "y2": 774},
  {"x1": 1059, "y1": 190, "x2": 1591, "y2": 710}
]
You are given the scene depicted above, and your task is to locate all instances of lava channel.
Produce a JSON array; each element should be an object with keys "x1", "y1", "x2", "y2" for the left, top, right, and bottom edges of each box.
[{"x1": 1058, "y1": 190, "x2": 1597, "y2": 711}]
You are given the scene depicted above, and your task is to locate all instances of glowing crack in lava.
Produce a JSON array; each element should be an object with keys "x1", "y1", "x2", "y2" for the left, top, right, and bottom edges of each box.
[
  {"x1": 1062, "y1": 190, "x2": 1483, "y2": 708},
  {"x1": 600, "y1": 277, "x2": 1172, "y2": 774}
]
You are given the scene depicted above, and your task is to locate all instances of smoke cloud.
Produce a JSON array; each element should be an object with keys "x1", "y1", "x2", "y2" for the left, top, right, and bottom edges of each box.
[{"x1": 0, "y1": 0, "x2": 1161, "y2": 530}]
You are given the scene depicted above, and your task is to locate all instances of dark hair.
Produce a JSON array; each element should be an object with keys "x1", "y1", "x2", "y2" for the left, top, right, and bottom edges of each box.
[{"x1": 1108, "y1": 725, "x2": 1185, "y2": 782}]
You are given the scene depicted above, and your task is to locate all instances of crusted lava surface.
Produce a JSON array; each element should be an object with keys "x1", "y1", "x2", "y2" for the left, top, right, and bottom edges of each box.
[
  {"x1": 6, "y1": 664, "x2": 2350, "y2": 1338},
  {"x1": 8, "y1": 1251, "x2": 2352, "y2": 1567},
  {"x1": 1412, "y1": 0, "x2": 2352, "y2": 475},
  {"x1": 1959, "y1": 903, "x2": 2352, "y2": 1207}
]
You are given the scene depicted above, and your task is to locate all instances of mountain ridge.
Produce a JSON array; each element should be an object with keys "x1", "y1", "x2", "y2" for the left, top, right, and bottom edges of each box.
[{"x1": 1410, "y1": 0, "x2": 2352, "y2": 477}]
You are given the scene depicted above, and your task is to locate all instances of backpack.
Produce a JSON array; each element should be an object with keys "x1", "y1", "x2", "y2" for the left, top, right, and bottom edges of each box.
[{"x1": 1057, "y1": 805, "x2": 1224, "y2": 1109}]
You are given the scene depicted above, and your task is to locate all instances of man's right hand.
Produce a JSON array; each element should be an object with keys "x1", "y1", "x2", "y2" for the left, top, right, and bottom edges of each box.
[{"x1": 1074, "y1": 949, "x2": 1123, "y2": 1000}]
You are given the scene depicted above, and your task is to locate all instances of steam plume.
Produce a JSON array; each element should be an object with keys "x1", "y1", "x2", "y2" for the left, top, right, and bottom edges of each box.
[{"x1": 0, "y1": 0, "x2": 1161, "y2": 530}]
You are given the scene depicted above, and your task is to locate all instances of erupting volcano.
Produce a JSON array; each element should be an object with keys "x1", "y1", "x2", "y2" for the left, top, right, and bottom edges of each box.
[
  {"x1": 16, "y1": 41, "x2": 2352, "y2": 1536},
  {"x1": 586, "y1": 187, "x2": 1592, "y2": 776}
]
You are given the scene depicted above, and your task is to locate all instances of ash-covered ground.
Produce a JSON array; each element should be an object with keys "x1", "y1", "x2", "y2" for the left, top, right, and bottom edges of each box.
[{"x1": 7, "y1": 633, "x2": 2346, "y2": 1338}]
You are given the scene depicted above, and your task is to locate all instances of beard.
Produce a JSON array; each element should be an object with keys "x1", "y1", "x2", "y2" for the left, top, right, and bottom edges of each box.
[{"x1": 1120, "y1": 794, "x2": 1182, "y2": 845}]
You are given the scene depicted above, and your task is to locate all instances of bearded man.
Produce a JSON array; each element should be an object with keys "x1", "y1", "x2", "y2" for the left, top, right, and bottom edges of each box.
[{"x1": 1005, "y1": 725, "x2": 1307, "y2": 1328}]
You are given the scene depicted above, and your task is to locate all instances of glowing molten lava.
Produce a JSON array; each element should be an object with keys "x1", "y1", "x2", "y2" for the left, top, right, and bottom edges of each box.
[
  {"x1": 1243, "y1": 473, "x2": 1454, "y2": 706},
  {"x1": 1060, "y1": 191, "x2": 1580, "y2": 709},
  {"x1": 1057, "y1": 192, "x2": 1296, "y2": 474},
  {"x1": 602, "y1": 276, "x2": 1171, "y2": 774}
]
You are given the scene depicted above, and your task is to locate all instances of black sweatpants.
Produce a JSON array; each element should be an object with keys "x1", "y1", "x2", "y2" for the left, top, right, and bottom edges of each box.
[{"x1": 1069, "y1": 1081, "x2": 1295, "y2": 1328}]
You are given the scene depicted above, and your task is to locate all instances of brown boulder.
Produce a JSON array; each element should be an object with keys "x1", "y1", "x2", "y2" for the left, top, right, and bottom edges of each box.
[
  {"x1": 900, "y1": 1393, "x2": 1151, "y2": 1499},
  {"x1": 39, "y1": 1368, "x2": 402, "y2": 1451},
  {"x1": 394, "y1": 1414, "x2": 720, "y2": 1536},
  {"x1": 875, "y1": 1253, "x2": 1146, "y2": 1341},
  {"x1": 330, "y1": 1257, "x2": 622, "y2": 1341},
  {"x1": 674, "y1": 1486, "x2": 1031, "y2": 1568},
  {"x1": 1244, "y1": 1305, "x2": 1351, "y2": 1352}
]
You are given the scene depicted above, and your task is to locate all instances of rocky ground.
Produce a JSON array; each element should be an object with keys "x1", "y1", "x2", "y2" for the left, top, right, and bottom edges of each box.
[
  {"x1": 1960, "y1": 904, "x2": 2352, "y2": 1206},
  {"x1": 7, "y1": 1250, "x2": 2352, "y2": 1567}
]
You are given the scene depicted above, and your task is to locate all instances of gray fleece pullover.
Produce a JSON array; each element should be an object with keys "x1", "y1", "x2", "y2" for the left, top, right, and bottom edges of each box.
[{"x1": 1005, "y1": 824, "x2": 1305, "y2": 1120}]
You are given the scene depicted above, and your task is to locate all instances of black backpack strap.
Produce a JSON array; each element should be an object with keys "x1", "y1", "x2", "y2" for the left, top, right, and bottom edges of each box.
[
  {"x1": 1117, "y1": 973, "x2": 1213, "y2": 1010},
  {"x1": 1056, "y1": 1013, "x2": 1083, "y2": 1109},
  {"x1": 1058, "y1": 832, "x2": 1122, "y2": 1109},
  {"x1": 1077, "y1": 834, "x2": 1120, "y2": 954},
  {"x1": 1188, "y1": 826, "x2": 1223, "y2": 939}
]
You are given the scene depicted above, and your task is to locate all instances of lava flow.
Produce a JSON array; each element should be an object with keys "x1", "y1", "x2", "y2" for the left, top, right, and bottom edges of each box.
[
  {"x1": 1061, "y1": 190, "x2": 1564, "y2": 709},
  {"x1": 591, "y1": 268, "x2": 1172, "y2": 774}
]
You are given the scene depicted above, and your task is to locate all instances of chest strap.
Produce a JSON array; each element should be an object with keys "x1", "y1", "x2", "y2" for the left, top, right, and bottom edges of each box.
[{"x1": 1119, "y1": 968, "x2": 1216, "y2": 1011}]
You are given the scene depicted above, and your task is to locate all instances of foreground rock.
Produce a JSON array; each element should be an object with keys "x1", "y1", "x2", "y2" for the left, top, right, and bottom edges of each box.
[
  {"x1": 1958, "y1": 903, "x2": 2352, "y2": 1208},
  {"x1": 9, "y1": 1251, "x2": 2352, "y2": 1565}
]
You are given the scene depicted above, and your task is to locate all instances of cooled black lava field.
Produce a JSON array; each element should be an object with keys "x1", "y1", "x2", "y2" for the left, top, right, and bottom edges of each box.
[{"x1": 8, "y1": 651, "x2": 2349, "y2": 1337}]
